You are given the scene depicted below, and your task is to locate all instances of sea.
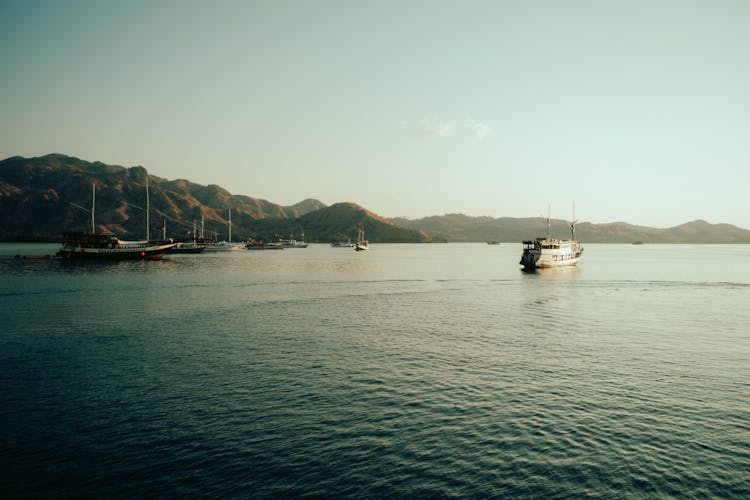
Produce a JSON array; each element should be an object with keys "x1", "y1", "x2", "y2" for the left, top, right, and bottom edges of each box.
[{"x1": 1, "y1": 242, "x2": 748, "y2": 497}]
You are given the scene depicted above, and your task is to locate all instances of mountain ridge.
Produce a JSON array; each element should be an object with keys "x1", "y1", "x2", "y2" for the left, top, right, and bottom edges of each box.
[
  {"x1": 2, "y1": 154, "x2": 749, "y2": 243},
  {"x1": 0, "y1": 154, "x2": 428, "y2": 243},
  {"x1": 390, "y1": 213, "x2": 750, "y2": 243}
]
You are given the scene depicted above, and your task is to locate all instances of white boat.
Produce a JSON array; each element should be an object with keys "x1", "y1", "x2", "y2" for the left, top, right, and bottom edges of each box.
[
  {"x1": 520, "y1": 205, "x2": 583, "y2": 269},
  {"x1": 355, "y1": 224, "x2": 369, "y2": 251},
  {"x1": 278, "y1": 228, "x2": 309, "y2": 248},
  {"x1": 204, "y1": 209, "x2": 242, "y2": 251},
  {"x1": 203, "y1": 240, "x2": 242, "y2": 252}
]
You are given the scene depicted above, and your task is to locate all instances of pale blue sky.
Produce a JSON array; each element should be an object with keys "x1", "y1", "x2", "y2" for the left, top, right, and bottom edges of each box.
[{"x1": 2, "y1": 0, "x2": 749, "y2": 228}]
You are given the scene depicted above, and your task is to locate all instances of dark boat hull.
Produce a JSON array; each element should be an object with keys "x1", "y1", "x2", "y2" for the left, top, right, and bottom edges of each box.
[
  {"x1": 58, "y1": 232, "x2": 176, "y2": 260},
  {"x1": 166, "y1": 246, "x2": 206, "y2": 254},
  {"x1": 58, "y1": 246, "x2": 173, "y2": 260}
]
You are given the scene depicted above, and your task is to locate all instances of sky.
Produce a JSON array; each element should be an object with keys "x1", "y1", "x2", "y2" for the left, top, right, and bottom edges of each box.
[{"x1": 1, "y1": 0, "x2": 749, "y2": 228}]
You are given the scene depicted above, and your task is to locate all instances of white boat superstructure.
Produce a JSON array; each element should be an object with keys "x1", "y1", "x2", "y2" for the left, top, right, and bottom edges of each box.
[
  {"x1": 355, "y1": 224, "x2": 369, "y2": 251},
  {"x1": 203, "y1": 240, "x2": 242, "y2": 252},
  {"x1": 520, "y1": 205, "x2": 583, "y2": 269},
  {"x1": 520, "y1": 238, "x2": 583, "y2": 269}
]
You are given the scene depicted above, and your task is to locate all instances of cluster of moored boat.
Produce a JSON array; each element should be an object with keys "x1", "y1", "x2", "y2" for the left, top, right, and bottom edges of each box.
[
  {"x1": 54, "y1": 214, "x2": 581, "y2": 268},
  {"x1": 51, "y1": 182, "x2": 378, "y2": 260},
  {"x1": 53, "y1": 210, "x2": 582, "y2": 267},
  {"x1": 54, "y1": 226, "x2": 374, "y2": 260},
  {"x1": 53, "y1": 181, "x2": 580, "y2": 267}
]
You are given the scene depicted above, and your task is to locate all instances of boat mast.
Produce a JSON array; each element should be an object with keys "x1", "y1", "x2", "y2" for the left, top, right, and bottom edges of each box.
[
  {"x1": 162, "y1": 219, "x2": 166, "y2": 240},
  {"x1": 145, "y1": 175, "x2": 150, "y2": 241},
  {"x1": 546, "y1": 204, "x2": 551, "y2": 241},
  {"x1": 571, "y1": 201, "x2": 576, "y2": 241},
  {"x1": 201, "y1": 214, "x2": 205, "y2": 239},
  {"x1": 91, "y1": 184, "x2": 96, "y2": 233},
  {"x1": 228, "y1": 208, "x2": 232, "y2": 243}
]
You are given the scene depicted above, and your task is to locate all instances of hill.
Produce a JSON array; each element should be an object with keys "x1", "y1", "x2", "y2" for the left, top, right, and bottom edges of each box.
[
  {"x1": 0, "y1": 154, "x2": 426, "y2": 243},
  {"x1": 300, "y1": 202, "x2": 428, "y2": 243},
  {"x1": 3, "y1": 154, "x2": 749, "y2": 244},
  {"x1": 391, "y1": 214, "x2": 750, "y2": 244}
]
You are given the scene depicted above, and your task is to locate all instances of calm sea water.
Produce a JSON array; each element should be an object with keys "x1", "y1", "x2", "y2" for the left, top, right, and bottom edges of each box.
[{"x1": 1, "y1": 243, "x2": 749, "y2": 497}]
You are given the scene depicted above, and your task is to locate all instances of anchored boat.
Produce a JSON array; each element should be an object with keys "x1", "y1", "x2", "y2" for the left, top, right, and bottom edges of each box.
[
  {"x1": 520, "y1": 205, "x2": 583, "y2": 269},
  {"x1": 59, "y1": 180, "x2": 175, "y2": 260},
  {"x1": 58, "y1": 231, "x2": 175, "y2": 260},
  {"x1": 355, "y1": 224, "x2": 369, "y2": 251}
]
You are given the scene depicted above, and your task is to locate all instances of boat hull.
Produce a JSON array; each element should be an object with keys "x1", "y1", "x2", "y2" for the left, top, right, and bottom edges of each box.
[
  {"x1": 58, "y1": 243, "x2": 175, "y2": 260},
  {"x1": 245, "y1": 244, "x2": 284, "y2": 250},
  {"x1": 166, "y1": 245, "x2": 206, "y2": 254},
  {"x1": 203, "y1": 244, "x2": 242, "y2": 252},
  {"x1": 520, "y1": 240, "x2": 583, "y2": 269},
  {"x1": 520, "y1": 251, "x2": 582, "y2": 269}
]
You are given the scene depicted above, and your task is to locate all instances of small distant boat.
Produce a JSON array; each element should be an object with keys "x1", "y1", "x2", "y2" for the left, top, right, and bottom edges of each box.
[
  {"x1": 203, "y1": 209, "x2": 242, "y2": 251},
  {"x1": 486, "y1": 241, "x2": 501, "y2": 245},
  {"x1": 355, "y1": 224, "x2": 369, "y2": 252},
  {"x1": 203, "y1": 240, "x2": 242, "y2": 252},
  {"x1": 58, "y1": 231, "x2": 176, "y2": 260},
  {"x1": 166, "y1": 220, "x2": 206, "y2": 254},
  {"x1": 278, "y1": 228, "x2": 309, "y2": 248},
  {"x1": 245, "y1": 239, "x2": 284, "y2": 250},
  {"x1": 520, "y1": 205, "x2": 583, "y2": 269},
  {"x1": 632, "y1": 241, "x2": 644, "y2": 245},
  {"x1": 167, "y1": 241, "x2": 206, "y2": 254}
]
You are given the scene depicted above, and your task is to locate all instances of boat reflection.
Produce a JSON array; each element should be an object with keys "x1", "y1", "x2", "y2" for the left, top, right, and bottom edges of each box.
[{"x1": 520, "y1": 265, "x2": 581, "y2": 278}]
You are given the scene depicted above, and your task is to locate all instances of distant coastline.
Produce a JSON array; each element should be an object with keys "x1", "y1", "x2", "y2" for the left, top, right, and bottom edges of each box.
[{"x1": 3, "y1": 154, "x2": 750, "y2": 244}]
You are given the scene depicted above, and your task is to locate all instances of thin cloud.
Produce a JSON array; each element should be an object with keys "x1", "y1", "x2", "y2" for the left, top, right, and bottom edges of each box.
[
  {"x1": 409, "y1": 118, "x2": 491, "y2": 141},
  {"x1": 417, "y1": 118, "x2": 456, "y2": 138},
  {"x1": 472, "y1": 121, "x2": 491, "y2": 141}
]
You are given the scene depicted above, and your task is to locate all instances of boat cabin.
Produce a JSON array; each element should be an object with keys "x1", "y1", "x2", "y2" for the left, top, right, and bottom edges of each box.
[{"x1": 62, "y1": 231, "x2": 119, "y2": 248}]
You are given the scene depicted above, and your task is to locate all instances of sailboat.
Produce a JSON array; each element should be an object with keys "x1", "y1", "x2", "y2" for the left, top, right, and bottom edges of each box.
[
  {"x1": 519, "y1": 204, "x2": 583, "y2": 269},
  {"x1": 167, "y1": 219, "x2": 206, "y2": 254},
  {"x1": 355, "y1": 224, "x2": 369, "y2": 251},
  {"x1": 58, "y1": 179, "x2": 176, "y2": 260},
  {"x1": 278, "y1": 228, "x2": 309, "y2": 248},
  {"x1": 203, "y1": 208, "x2": 242, "y2": 251}
]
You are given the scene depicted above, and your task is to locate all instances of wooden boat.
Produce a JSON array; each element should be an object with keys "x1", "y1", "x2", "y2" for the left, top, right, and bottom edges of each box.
[
  {"x1": 57, "y1": 231, "x2": 175, "y2": 260},
  {"x1": 59, "y1": 180, "x2": 175, "y2": 260}
]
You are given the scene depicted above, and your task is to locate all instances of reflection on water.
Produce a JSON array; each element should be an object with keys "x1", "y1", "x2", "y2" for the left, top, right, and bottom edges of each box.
[
  {"x1": 520, "y1": 264, "x2": 582, "y2": 278},
  {"x1": 1, "y1": 243, "x2": 749, "y2": 497}
]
